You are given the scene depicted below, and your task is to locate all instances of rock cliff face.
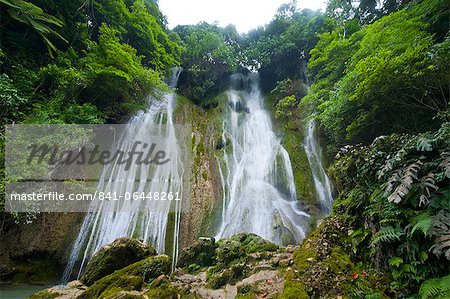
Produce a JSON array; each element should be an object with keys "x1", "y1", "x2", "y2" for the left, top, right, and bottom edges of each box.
[
  {"x1": 174, "y1": 95, "x2": 226, "y2": 249},
  {"x1": 0, "y1": 213, "x2": 84, "y2": 284}
]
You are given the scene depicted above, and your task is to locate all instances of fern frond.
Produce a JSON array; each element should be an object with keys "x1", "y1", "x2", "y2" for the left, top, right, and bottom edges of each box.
[
  {"x1": 384, "y1": 169, "x2": 402, "y2": 196},
  {"x1": 377, "y1": 149, "x2": 407, "y2": 179},
  {"x1": 429, "y1": 210, "x2": 450, "y2": 261},
  {"x1": 392, "y1": 263, "x2": 420, "y2": 281},
  {"x1": 419, "y1": 275, "x2": 450, "y2": 299},
  {"x1": 419, "y1": 173, "x2": 439, "y2": 206},
  {"x1": 410, "y1": 211, "x2": 432, "y2": 236},
  {"x1": 371, "y1": 226, "x2": 404, "y2": 246},
  {"x1": 417, "y1": 137, "x2": 433, "y2": 151},
  {"x1": 439, "y1": 152, "x2": 450, "y2": 179},
  {"x1": 388, "y1": 257, "x2": 403, "y2": 267},
  {"x1": 421, "y1": 173, "x2": 438, "y2": 195},
  {"x1": 386, "y1": 161, "x2": 422, "y2": 204}
]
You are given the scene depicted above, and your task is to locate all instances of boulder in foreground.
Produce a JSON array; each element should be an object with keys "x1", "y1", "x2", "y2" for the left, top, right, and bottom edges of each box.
[{"x1": 80, "y1": 237, "x2": 155, "y2": 286}]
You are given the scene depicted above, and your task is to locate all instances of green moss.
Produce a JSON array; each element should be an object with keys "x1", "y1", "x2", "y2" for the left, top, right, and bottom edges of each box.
[
  {"x1": 145, "y1": 282, "x2": 179, "y2": 298},
  {"x1": 207, "y1": 263, "x2": 247, "y2": 289},
  {"x1": 81, "y1": 238, "x2": 154, "y2": 286},
  {"x1": 235, "y1": 283, "x2": 265, "y2": 299},
  {"x1": 282, "y1": 130, "x2": 316, "y2": 206},
  {"x1": 164, "y1": 212, "x2": 176, "y2": 256},
  {"x1": 197, "y1": 199, "x2": 223, "y2": 237},
  {"x1": 265, "y1": 94, "x2": 318, "y2": 209},
  {"x1": 292, "y1": 246, "x2": 318, "y2": 270},
  {"x1": 216, "y1": 239, "x2": 245, "y2": 264},
  {"x1": 287, "y1": 215, "x2": 388, "y2": 297},
  {"x1": 173, "y1": 93, "x2": 226, "y2": 238},
  {"x1": 145, "y1": 282, "x2": 201, "y2": 299},
  {"x1": 207, "y1": 269, "x2": 234, "y2": 289},
  {"x1": 327, "y1": 247, "x2": 355, "y2": 273},
  {"x1": 99, "y1": 275, "x2": 143, "y2": 298},
  {"x1": 79, "y1": 255, "x2": 170, "y2": 299},
  {"x1": 230, "y1": 233, "x2": 279, "y2": 253},
  {"x1": 282, "y1": 276, "x2": 310, "y2": 299},
  {"x1": 177, "y1": 238, "x2": 217, "y2": 269},
  {"x1": 82, "y1": 275, "x2": 143, "y2": 299}
]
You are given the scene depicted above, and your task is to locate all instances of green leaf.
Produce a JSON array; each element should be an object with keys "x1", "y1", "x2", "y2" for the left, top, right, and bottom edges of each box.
[{"x1": 388, "y1": 257, "x2": 403, "y2": 267}]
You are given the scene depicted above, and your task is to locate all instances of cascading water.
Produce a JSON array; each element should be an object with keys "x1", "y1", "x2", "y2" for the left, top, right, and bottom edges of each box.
[
  {"x1": 304, "y1": 120, "x2": 333, "y2": 214},
  {"x1": 62, "y1": 68, "x2": 184, "y2": 282},
  {"x1": 215, "y1": 73, "x2": 310, "y2": 245}
]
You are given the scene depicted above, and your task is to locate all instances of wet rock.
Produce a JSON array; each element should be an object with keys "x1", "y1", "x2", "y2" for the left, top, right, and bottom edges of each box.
[
  {"x1": 29, "y1": 281, "x2": 87, "y2": 299},
  {"x1": 66, "y1": 280, "x2": 87, "y2": 291},
  {"x1": 150, "y1": 274, "x2": 169, "y2": 287},
  {"x1": 176, "y1": 273, "x2": 203, "y2": 284},
  {"x1": 270, "y1": 252, "x2": 292, "y2": 267},
  {"x1": 229, "y1": 100, "x2": 249, "y2": 113},
  {"x1": 177, "y1": 237, "x2": 217, "y2": 268},
  {"x1": 207, "y1": 263, "x2": 247, "y2": 289},
  {"x1": 81, "y1": 237, "x2": 155, "y2": 286},
  {"x1": 236, "y1": 270, "x2": 284, "y2": 299},
  {"x1": 141, "y1": 255, "x2": 171, "y2": 282},
  {"x1": 254, "y1": 262, "x2": 274, "y2": 272},
  {"x1": 104, "y1": 290, "x2": 146, "y2": 299}
]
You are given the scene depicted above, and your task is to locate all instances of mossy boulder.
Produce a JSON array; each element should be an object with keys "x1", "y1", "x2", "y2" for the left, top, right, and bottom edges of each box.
[
  {"x1": 216, "y1": 239, "x2": 245, "y2": 265},
  {"x1": 81, "y1": 238, "x2": 155, "y2": 286},
  {"x1": 177, "y1": 237, "x2": 217, "y2": 268},
  {"x1": 79, "y1": 255, "x2": 170, "y2": 299},
  {"x1": 29, "y1": 281, "x2": 87, "y2": 299},
  {"x1": 214, "y1": 233, "x2": 278, "y2": 267},
  {"x1": 230, "y1": 233, "x2": 279, "y2": 253}
]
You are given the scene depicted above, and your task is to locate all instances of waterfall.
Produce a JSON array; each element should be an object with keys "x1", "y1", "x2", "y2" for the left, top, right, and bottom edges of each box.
[
  {"x1": 62, "y1": 68, "x2": 184, "y2": 282},
  {"x1": 215, "y1": 73, "x2": 310, "y2": 245},
  {"x1": 304, "y1": 119, "x2": 333, "y2": 214}
]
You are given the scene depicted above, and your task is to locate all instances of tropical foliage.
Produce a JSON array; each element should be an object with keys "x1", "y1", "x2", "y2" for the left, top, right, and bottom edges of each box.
[
  {"x1": 174, "y1": 22, "x2": 240, "y2": 102},
  {"x1": 304, "y1": 0, "x2": 449, "y2": 144},
  {"x1": 330, "y1": 123, "x2": 450, "y2": 295},
  {"x1": 0, "y1": 0, "x2": 449, "y2": 296}
]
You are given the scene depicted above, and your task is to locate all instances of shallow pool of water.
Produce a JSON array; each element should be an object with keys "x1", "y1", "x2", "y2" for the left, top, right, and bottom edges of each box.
[{"x1": 0, "y1": 285, "x2": 50, "y2": 299}]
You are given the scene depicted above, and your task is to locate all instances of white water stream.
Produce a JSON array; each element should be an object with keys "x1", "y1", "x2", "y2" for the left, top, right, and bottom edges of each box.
[
  {"x1": 215, "y1": 74, "x2": 310, "y2": 245},
  {"x1": 304, "y1": 119, "x2": 333, "y2": 214},
  {"x1": 62, "y1": 69, "x2": 184, "y2": 282},
  {"x1": 62, "y1": 71, "x2": 333, "y2": 283}
]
